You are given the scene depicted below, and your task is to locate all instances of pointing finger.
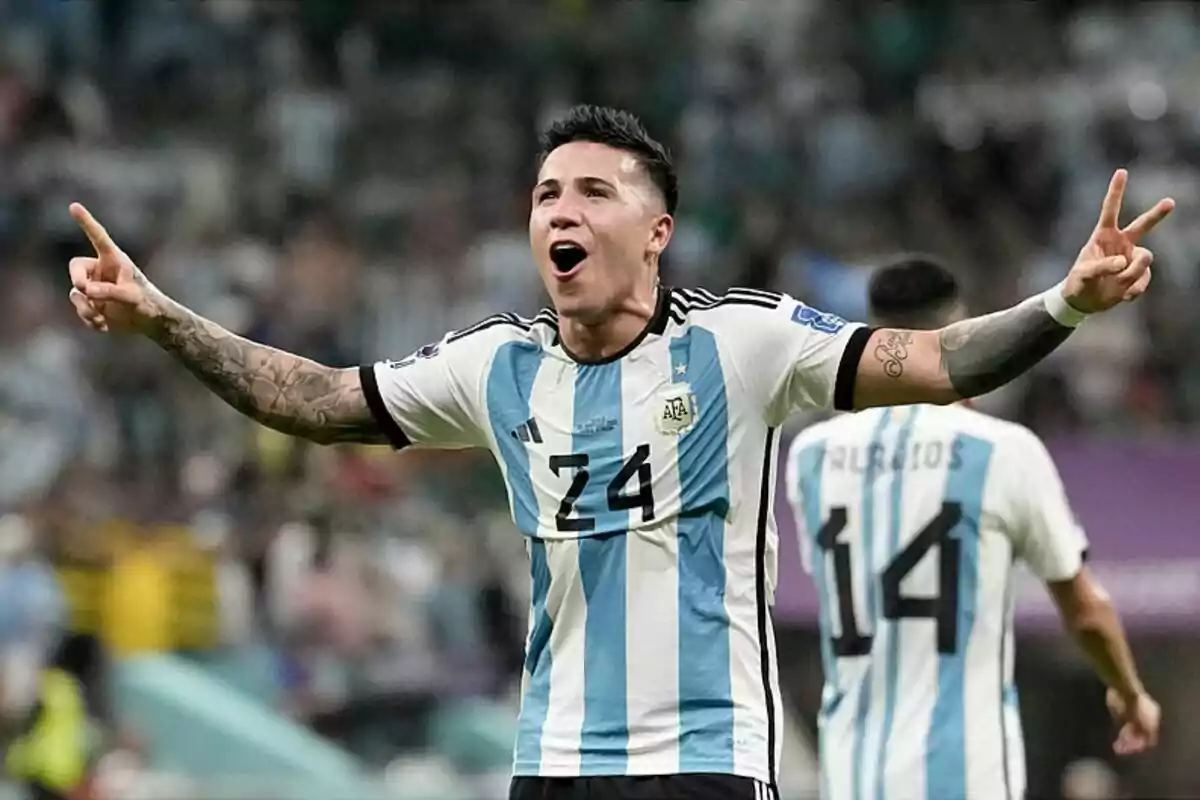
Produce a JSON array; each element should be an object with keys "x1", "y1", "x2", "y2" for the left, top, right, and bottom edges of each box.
[
  {"x1": 70, "y1": 203, "x2": 119, "y2": 256},
  {"x1": 1122, "y1": 197, "x2": 1175, "y2": 243},
  {"x1": 1096, "y1": 168, "x2": 1128, "y2": 230}
]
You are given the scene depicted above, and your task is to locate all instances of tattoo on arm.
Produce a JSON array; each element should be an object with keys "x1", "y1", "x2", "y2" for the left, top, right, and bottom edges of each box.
[
  {"x1": 936, "y1": 298, "x2": 1074, "y2": 399},
  {"x1": 146, "y1": 297, "x2": 386, "y2": 445},
  {"x1": 874, "y1": 330, "x2": 914, "y2": 378}
]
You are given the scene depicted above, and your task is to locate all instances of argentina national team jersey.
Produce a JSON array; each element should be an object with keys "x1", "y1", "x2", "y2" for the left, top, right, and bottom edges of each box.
[
  {"x1": 360, "y1": 287, "x2": 869, "y2": 785},
  {"x1": 784, "y1": 403, "x2": 1089, "y2": 800}
]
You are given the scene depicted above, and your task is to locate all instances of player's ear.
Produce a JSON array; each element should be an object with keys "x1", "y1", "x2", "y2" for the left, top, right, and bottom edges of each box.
[{"x1": 647, "y1": 213, "x2": 673, "y2": 259}]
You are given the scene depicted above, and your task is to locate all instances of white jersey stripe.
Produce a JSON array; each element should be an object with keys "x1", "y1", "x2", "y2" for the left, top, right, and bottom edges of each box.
[
  {"x1": 540, "y1": 538, "x2": 586, "y2": 775},
  {"x1": 623, "y1": 341, "x2": 681, "y2": 775}
]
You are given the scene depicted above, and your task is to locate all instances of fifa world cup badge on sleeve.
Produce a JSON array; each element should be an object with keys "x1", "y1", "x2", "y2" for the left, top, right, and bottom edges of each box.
[
  {"x1": 791, "y1": 303, "x2": 847, "y2": 334},
  {"x1": 656, "y1": 384, "x2": 698, "y2": 436}
]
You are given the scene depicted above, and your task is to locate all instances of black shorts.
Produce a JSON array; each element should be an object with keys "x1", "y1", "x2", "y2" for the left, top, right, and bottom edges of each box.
[{"x1": 509, "y1": 774, "x2": 777, "y2": 800}]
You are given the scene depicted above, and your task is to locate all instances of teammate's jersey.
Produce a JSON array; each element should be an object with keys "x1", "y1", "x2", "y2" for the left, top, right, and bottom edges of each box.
[
  {"x1": 361, "y1": 287, "x2": 869, "y2": 784},
  {"x1": 784, "y1": 403, "x2": 1089, "y2": 800}
]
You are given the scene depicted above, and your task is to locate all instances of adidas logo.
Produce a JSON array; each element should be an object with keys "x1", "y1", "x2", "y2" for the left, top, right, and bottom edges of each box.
[{"x1": 511, "y1": 418, "x2": 543, "y2": 444}]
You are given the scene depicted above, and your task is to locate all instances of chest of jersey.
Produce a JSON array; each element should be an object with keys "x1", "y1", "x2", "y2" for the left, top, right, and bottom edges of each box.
[{"x1": 488, "y1": 329, "x2": 739, "y2": 539}]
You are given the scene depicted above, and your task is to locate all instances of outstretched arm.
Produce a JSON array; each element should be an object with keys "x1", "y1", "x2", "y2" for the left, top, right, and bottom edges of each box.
[
  {"x1": 849, "y1": 169, "x2": 1173, "y2": 409},
  {"x1": 147, "y1": 297, "x2": 384, "y2": 445},
  {"x1": 66, "y1": 203, "x2": 385, "y2": 446},
  {"x1": 852, "y1": 288, "x2": 1087, "y2": 407}
]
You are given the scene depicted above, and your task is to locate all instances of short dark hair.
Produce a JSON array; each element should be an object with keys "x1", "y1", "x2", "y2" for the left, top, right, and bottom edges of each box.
[
  {"x1": 868, "y1": 254, "x2": 962, "y2": 330},
  {"x1": 538, "y1": 104, "x2": 679, "y2": 215}
]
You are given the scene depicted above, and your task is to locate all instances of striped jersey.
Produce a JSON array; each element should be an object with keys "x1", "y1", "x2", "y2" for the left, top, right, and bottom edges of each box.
[
  {"x1": 360, "y1": 287, "x2": 870, "y2": 784},
  {"x1": 784, "y1": 403, "x2": 1089, "y2": 800}
]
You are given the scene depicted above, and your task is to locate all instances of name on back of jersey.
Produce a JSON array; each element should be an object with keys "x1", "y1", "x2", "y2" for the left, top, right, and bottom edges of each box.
[{"x1": 825, "y1": 437, "x2": 966, "y2": 474}]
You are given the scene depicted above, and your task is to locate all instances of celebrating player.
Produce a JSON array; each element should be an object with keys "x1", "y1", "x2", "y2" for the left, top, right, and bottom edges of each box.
[
  {"x1": 66, "y1": 105, "x2": 1171, "y2": 800},
  {"x1": 785, "y1": 256, "x2": 1160, "y2": 800}
]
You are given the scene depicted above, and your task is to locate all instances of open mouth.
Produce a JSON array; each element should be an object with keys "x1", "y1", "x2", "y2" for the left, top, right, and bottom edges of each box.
[{"x1": 550, "y1": 242, "x2": 588, "y2": 276}]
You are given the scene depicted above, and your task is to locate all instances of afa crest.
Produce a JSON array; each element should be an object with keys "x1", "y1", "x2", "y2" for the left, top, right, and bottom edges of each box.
[{"x1": 656, "y1": 386, "x2": 698, "y2": 436}]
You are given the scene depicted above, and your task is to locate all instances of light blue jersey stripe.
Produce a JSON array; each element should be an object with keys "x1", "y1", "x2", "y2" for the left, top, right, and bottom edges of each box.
[
  {"x1": 514, "y1": 539, "x2": 553, "y2": 769},
  {"x1": 574, "y1": 362, "x2": 629, "y2": 773},
  {"x1": 874, "y1": 407, "x2": 921, "y2": 800},
  {"x1": 851, "y1": 408, "x2": 893, "y2": 800},
  {"x1": 926, "y1": 434, "x2": 994, "y2": 800},
  {"x1": 670, "y1": 327, "x2": 734, "y2": 772},
  {"x1": 486, "y1": 342, "x2": 546, "y2": 535},
  {"x1": 793, "y1": 439, "x2": 831, "y2": 798}
]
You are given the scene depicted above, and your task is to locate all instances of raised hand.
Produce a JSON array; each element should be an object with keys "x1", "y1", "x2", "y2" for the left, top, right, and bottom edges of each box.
[
  {"x1": 67, "y1": 203, "x2": 165, "y2": 334},
  {"x1": 1106, "y1": 688, "x2": 1160, "y2": 756},
  {"x1": 1064, "y1": 169, "x2": 1174, "y2": 314}
]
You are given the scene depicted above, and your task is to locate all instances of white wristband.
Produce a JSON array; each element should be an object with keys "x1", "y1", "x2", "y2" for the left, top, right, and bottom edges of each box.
[{"x1": 1041, "y1": 281, "x2": 1089, "y2": 328}]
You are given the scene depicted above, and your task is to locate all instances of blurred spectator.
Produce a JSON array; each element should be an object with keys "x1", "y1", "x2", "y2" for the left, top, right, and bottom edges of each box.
[{"x1": 0, "y1": 514, "x2": 65, "y2": 723}]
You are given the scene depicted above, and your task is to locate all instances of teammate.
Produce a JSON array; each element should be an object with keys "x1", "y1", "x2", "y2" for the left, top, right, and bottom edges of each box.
[
  {"x1": 785, "y1": 256, "x2": 1160, "y2": 800},
  {"x1": 64, "y1": 105, "x2": 1171, "y2": 800}
]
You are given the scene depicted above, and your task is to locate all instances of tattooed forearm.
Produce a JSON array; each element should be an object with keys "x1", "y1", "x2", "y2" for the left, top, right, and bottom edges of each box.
[
  {"x1": 874, "y1": 330, "x2": 914, "y2": 378},
  {"x1": 145, "y1": 297, "x2": 385, "y2": 445},
  {"x1": 937, "y1": 296, "x2": 1074, "y2": 399}
]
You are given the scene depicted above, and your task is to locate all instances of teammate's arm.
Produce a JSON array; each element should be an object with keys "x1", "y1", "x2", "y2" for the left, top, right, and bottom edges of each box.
[
  {"x1": 1005, "y1": 428, "x2": 1158, "y2": 755},
  {"x1": 848, "y1": 170, "x2": 1173, "y2": 409},
  {"x1": 1044, "y1": 569, "x2": 1157, "y2": 750}
]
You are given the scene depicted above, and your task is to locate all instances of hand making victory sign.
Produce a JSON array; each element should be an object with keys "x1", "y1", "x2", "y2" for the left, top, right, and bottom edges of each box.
[{"x1": 1062, "y1": 168, "x2": 1175, "y2": 313}]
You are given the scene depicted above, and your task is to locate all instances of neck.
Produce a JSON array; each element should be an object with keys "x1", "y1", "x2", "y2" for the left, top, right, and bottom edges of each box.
[{"x1": 558, "y1": 284, "x2": 660, "y2": 362}]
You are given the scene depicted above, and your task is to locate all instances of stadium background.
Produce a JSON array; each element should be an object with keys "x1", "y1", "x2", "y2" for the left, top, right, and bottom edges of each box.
[{"x1": 0, "y1": 0, "x2": 1197, "y2": 798}]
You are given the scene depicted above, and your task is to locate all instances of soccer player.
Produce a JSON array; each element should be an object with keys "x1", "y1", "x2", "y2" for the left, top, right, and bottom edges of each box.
[
  {"x1": 65, "y1": 105, "x2": 1170, "y2": 800},
  {"x1": 784, "y1": 256, "x2": 1160, "y2": 800}
]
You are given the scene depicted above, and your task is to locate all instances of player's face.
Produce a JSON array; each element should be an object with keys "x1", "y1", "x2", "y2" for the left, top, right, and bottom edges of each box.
[{"x1": 530, "y1": 141, "x2": 672, "y2": 323}]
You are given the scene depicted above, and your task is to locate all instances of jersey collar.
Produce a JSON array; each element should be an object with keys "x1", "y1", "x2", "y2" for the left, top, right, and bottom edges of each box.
[{"x1": 554, "y1": 286, "x2": 671, "y2": 366}]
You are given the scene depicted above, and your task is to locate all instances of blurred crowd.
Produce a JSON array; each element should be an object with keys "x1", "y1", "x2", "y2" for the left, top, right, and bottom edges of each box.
[{"x1": 0, "y1": 0, "x2": 1198, "y2": 797}]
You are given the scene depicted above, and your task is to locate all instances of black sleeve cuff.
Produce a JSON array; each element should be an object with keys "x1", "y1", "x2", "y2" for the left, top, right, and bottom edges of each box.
[
  {"x1": 358, "y1": 364, "x2": 412, "y2": 450},
  {"x1": 833, "y1": 326, "x2": 875, "y2": 412}
]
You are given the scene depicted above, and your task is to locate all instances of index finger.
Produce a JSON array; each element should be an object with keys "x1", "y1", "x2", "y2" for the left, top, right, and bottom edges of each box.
[
  {"x1": 69, "y1": 203, "x2": 118, "y2": 255},
  {"x1": 1096, "y1": 168, "x2": 1128, "y2": 230}
]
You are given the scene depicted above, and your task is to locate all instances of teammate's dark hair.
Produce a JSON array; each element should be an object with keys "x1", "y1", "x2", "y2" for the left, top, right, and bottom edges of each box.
[
  {"x1": 538, "y1": 104, "x2": 678, "y2": 215},
  {"x1": 868, "y1": 255, "x2": 962, "y2": 330}
]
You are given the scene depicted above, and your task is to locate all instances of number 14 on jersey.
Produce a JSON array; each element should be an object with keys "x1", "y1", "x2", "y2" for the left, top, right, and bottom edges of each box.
[{"x1": 817, "y1": 502, "x2": 965, "y2": 657}]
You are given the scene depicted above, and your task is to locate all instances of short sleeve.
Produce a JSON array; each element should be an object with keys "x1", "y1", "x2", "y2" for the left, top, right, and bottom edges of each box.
[
  {"x1": 359, "y1": 334, "x2": 489, "y2": 450},
  {"x1": 1002, "y1": 428, "x2": 1089, "y2": 582},
  {"x1": 727, "y1": 294, "x2": 870, "y2": 425}
]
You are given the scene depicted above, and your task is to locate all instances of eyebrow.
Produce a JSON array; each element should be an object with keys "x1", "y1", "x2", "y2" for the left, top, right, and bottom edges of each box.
[{"x1": 533, "y1": 176, "x2": 618, "y2": 194}]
